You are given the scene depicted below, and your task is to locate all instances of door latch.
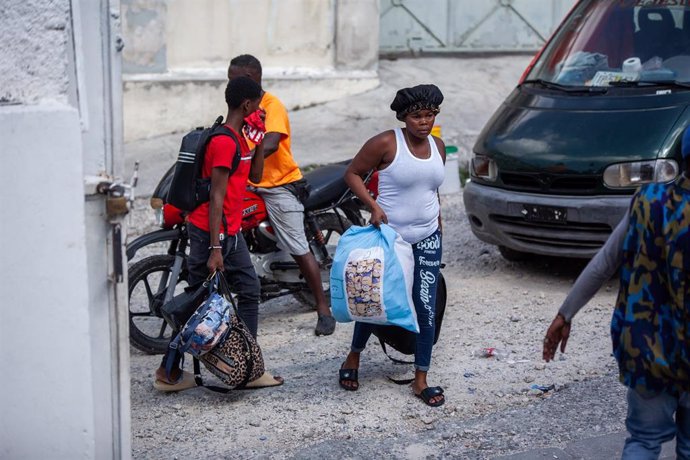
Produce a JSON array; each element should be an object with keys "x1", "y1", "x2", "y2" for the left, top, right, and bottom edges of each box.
[
  {"x1": 91, "y1": 162, "x2": 139, "y2": 283},
  {"x1": 94, "y1": 161, "x2": 139, "y2": 221}
]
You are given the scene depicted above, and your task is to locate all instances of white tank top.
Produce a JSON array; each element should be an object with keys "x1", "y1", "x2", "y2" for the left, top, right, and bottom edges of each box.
[{"x1": 376, "y1": 127, "x2": 445, "y2": 244}]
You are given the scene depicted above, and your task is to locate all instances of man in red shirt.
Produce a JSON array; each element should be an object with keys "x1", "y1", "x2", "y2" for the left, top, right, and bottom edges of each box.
[{"x1": 154, "y1": 76, "x2": 283, "y2": 390}]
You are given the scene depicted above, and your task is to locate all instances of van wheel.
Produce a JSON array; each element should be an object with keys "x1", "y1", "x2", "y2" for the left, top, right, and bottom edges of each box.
[{"x1": 498, "y1": 245, "x2": 530, "y2": 262}]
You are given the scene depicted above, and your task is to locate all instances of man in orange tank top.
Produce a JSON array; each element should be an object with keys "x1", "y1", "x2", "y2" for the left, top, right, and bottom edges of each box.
[{"x1": 228, "y1": 55, "x2": 336, "y2": 336}]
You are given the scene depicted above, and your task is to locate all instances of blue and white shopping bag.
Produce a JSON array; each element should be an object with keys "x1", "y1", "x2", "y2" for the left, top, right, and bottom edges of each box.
[{"x1": 330, "y1": 224, "x2": 418, "y2": 333}]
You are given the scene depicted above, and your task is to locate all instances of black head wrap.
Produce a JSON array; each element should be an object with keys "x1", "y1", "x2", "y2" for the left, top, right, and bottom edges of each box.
[{"x1": 390, "y1": 84, "x2": 444, "y2": 121}]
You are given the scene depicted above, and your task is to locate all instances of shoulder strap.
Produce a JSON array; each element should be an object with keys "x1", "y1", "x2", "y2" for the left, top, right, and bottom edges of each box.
[
  {"x1": 164, "y1": 336, "x2": 183, "y2": 382},
  {"x1": 379, "y1": 338, "x2": 415, "y2": 365},
  {"x1": 210, "y1": 124, "x2": 243, "y2": 175},
  {"x1": 378, "y1": 338, "x2": 416, "y2": 385},
  {"x1": 193, "y1": 116, "x2": 226, "y2": 179}
]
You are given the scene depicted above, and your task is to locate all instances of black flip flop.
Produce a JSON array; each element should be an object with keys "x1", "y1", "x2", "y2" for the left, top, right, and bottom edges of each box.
[
  {"x1": 416, "y1": 386, "x2": 445, "y2": 407},
  {"x1": 339, "y1": 366, "x2": 359, "y2": 391}
]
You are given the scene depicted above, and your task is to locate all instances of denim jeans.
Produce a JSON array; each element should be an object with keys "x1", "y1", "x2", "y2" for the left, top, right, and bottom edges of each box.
[
  {"x1": 351, "y1": 229, "x2": 442, "y2": 371},
  {"x1": 623, "y1": 388, "x2": 690, "y2": 459},
  {"x1": 160, "y1": 224, "x2": 261, "y2": 370}
]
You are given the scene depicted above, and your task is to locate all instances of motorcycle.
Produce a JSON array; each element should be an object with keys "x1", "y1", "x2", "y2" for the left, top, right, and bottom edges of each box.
[{"x1": 126, "y1": 160, "x2": 377, "y2": 354}]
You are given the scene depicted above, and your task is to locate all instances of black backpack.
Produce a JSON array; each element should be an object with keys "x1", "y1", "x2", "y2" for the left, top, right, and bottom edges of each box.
[
  {"x1": 167, "y1": 116, "x2": 242, "y2": 212},
  {"x1": 373, "y1": 271, "x2": 447, "y2": 364}
]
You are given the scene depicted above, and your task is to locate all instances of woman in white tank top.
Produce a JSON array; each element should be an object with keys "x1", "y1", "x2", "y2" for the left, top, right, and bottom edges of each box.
[{"x1": 338, "y1": 84, "x2": 447, "y2": 407}]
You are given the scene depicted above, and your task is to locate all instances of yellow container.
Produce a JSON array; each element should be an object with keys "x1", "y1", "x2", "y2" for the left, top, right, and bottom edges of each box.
[{"x1": 431, "y1": 125, "x2": 441, "y2": 137}]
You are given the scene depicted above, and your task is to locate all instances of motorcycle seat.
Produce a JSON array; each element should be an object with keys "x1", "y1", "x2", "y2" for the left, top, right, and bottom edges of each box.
[{"x1": 302, "y1": 161, "x2": 350, "y2": 211}]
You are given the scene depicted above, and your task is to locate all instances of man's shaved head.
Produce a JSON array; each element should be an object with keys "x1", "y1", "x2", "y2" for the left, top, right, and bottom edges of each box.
[{"x1": 228, "y1": 54, "x2": 262, "y2": 85}]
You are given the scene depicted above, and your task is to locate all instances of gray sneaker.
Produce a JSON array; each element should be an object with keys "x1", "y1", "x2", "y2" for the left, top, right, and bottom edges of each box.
[{"x1": 315, "y1": 314, "x2": 336, "y2": 336}]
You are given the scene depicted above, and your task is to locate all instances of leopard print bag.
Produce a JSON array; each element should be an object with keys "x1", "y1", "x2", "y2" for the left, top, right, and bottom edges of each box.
[{"x1": 199, "y1": 310, "x2": 265, "y2": 389}]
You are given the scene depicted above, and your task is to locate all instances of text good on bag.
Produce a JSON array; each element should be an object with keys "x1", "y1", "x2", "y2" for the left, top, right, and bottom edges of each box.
[{"x1": 330, "y1": 224, "x2": 418, "y2": 333}]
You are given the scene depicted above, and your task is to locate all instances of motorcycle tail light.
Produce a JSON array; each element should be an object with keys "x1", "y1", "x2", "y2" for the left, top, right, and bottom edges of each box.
[{"x1": 161, "y1": 204, "x2": 185, "y2": 229}]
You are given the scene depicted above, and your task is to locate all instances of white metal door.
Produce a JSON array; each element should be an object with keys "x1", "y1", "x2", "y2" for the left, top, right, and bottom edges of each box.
[
  {"x1": 379, "y1": 0, "x2": 577, "y2": 54},
  {"x1": 75, "y1": 0, "x2": 132, "y2": 456}
]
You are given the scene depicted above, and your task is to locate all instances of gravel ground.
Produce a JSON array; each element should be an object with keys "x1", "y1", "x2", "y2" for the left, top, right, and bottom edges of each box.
[
  {"x1": 127, "y1": 192, "x2": 627, "y2": 459},
  {"x1": 125, "y1": 55, "x2": 629, "y2": 459}
]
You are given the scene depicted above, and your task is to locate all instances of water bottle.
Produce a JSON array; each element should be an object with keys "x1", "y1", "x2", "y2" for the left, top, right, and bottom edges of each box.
[{"x1": 471, "y1": 347, "x2": 511, "y2": 360}]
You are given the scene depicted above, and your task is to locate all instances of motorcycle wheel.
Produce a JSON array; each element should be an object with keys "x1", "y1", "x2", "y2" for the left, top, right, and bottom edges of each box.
[
  {"x1": 293, "y1": 212, "x2": 352, "y2": 308},
  {"x1": 128, "y1": 254, "x2": 188, "y2": 354}
]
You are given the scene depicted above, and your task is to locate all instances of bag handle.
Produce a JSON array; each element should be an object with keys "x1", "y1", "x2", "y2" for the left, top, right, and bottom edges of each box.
[
  {"x1": 378, "y1": 339, "x2": 415, "y2": 385},
  {"x1": 214, "y1": 270, "x2": 239, "y2": 314},
  {"x1": 205, "y1": 271, "x2": 226, "y2": 301},
  {"x1": 379, "y1": 338, "x2": 415, "y2": 365},
  {"x1": 213, "y1": 273, "x2": 253, "y2": 388},
  {"x1": 207, "y1": 271, "x2": 219, "y2": 297}
]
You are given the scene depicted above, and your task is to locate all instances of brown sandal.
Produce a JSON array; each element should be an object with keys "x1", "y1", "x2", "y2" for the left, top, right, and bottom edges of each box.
[
  {"x1": 153, "y1": 370, "x2": 197, "y2": 392},
  {"x1": 239, "y1": 371, "x2": 285, "y2": 390}
]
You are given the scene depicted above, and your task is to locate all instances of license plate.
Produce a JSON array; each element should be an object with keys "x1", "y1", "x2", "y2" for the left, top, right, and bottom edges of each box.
[{"x1": 521, "y1": 205, "x2": 567, "y2": 224}]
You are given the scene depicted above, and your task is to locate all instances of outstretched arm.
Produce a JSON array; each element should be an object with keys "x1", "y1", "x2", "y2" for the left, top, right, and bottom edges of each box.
[{"x1": 543, "y1": 210, "x2": 628, "y2": 361}]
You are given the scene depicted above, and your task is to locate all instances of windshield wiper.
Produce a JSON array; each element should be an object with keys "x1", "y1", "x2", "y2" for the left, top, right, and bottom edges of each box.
[
  {"x1": 521, "y1": 79, "x2": 607, "y2": 93},
  {"x1": 609, "y1": 80, "x2": 690, "y2": 89}
]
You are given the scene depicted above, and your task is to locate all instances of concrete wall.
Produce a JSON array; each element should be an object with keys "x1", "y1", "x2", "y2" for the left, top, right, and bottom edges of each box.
[
  {"x1": 336, "y1": 0, "x2": 380, "y2": 70},
  {"x1": 0, "y1": 0, "x2": 71, "y2": 104},
  {"x1": 0, "y1": 1, "x2": 97, "y2": 457},
  {"x1": 122, "y1": 0, "x2": 167, "y2": 73},
  {"x1": 0, "y1": 0, "x2": 129, "y2": 457},
  {"x1": 121, "y1": 0, "x2": 380, "y2": 141},
  {"x1": 166, "y1": 0, "x2": 336, "y2": 69}
]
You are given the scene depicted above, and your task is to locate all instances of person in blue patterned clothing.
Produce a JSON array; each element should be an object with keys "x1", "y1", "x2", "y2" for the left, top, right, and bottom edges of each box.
[{"x1": 543, "y1": 126, "x2": 690, "y2": 459}]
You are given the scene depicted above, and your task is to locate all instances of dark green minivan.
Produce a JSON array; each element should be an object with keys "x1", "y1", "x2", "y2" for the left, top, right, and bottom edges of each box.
[{"x1": 464, "y1": 0, "x2": 690, "y2": 259}]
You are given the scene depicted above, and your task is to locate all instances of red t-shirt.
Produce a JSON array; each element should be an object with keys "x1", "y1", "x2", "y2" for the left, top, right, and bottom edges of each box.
[{"x1": 187, "y1": 126, "x2": 251, "y2": 235}]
